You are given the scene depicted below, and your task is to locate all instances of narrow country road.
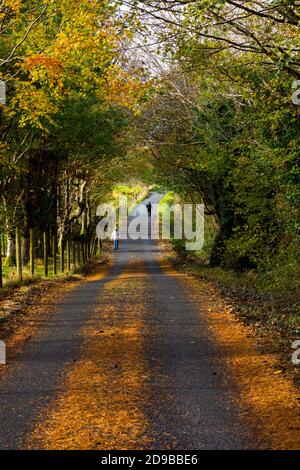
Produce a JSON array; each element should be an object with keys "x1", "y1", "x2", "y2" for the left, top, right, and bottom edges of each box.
[{"x1": 0, "y1": 193, "x2": 298, "y2": 450}]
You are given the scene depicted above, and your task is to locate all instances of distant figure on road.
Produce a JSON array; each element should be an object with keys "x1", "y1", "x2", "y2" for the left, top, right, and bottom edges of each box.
[
  {"x1": 146, "y1": 201, "x2": 152, "y2": 217},
  {"x1": 111, "y1": 227, "x2": 119, "y2": 250}
]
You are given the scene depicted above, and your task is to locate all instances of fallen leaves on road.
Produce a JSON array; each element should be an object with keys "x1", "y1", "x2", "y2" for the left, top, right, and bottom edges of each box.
[
  {"x1": 176, "y1": 271, "x2": 300, "y2": 450},
  {"x1": 28, "y1": 261, "x2": 151, "y2": 450}
]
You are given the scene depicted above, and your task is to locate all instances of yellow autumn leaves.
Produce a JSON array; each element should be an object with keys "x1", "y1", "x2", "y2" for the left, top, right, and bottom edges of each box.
[{"x1": 1, "y1": 0, "x2": 148, "y2": 130}]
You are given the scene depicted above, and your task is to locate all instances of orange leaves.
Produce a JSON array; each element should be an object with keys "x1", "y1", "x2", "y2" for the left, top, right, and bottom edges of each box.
[
  {"x1": 1, "y1": 0, "x2": 21, "y2": 15},
  {"x1": 3, "y1": 0, "x2": 149, "y2": 133},
  {"x1": 104, "y1": 65, "x2": 149, "y2": 112},
  {"x1": 24, "y1": 55, "x2": 64, "y2": 76},
  {"x1": 0, "y1": 1, "x2": 21, "y2": 25},
  {"x1": 3, "y1": 0, "x2": 21, "y2": 9}
]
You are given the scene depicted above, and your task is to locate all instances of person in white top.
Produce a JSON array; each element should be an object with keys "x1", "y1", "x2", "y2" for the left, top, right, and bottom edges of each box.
[{"x1": 111, "y1": 227, "x2": 120, "y2": 250}]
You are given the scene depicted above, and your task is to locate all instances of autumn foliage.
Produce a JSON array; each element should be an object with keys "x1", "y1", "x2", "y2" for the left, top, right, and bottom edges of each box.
[{"x1": 0, "y1": 0, "x2": 148, "y2": 268}]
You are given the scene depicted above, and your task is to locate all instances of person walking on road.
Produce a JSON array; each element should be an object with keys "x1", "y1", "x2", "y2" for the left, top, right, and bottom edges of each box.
[
  {"x1": 146, "y1": 201, "x2": 152, "y2": 217},
  {"x1": 111, "y1": 227, "x2": 120, "y2": 250}
]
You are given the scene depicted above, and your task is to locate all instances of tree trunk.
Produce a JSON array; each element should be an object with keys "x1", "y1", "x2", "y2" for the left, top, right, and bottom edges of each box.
[
  {"x1": 29, "y1": 228, "x2": 35, "y2": 276},
  {"x1": 53, "y1": 233, "x2": 57, "y2": 275},
  {"x1": 81, "y1": 207, "x2": 88, "y2": 235},
  {"x1": 16, "y1": 227, "x2": 22, "y2": 281},
  {"x1": 5, "y1": 231, "x2": 16, "y2": 266}
]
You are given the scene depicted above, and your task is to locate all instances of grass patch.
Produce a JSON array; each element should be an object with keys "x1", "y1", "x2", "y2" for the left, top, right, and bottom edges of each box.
[
  {"x1": 170, "y1": 250, "x2": 300, "y2": 338},
  {"x1": 0, "y1": 248, "x2": 108, "y2": 293}
]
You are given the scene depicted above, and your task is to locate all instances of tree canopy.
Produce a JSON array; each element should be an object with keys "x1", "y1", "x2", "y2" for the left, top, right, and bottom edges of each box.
[
  {"x1": 0, "y1": 0, "x2": 147, "y2": 264},
  {"x1": 0, "y1": 0, "x2": 299, "y2": 293}
]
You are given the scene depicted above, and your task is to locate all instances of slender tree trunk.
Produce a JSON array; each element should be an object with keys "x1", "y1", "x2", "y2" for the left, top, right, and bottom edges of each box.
[
  {"x1": 44, "y1": 231, "x2": 48, "y2": 277},
  {"x1": 81, "y1": 207, "x2": 88, "y2": 235},
  {"x1": 72, "y1": 240, "x2": 76, "y2": 269},
  {"x1": 2, "y1": 234, "x2": 6, "y2": 257},
  {"x1": 16, "y1": 227, "x2": 22, "y2": 281},
  {"x1": 60, "y1": 238, "x2": 64, "y2": 273},
  {"x1": 53, "y1": 233, "x2": 57, "y2": 275},
  {"x1": 22, "y1": 235, "x2": 30, "y2": 266},
  {"x1": 6, "y1": 230, "x2": 16, "y2": 266},
  {"x1": 67, "y1": 237, "x2": 71, "y2": 272},
  {"x1": 29, "y1": 228, "x2": 35, "y2": 276}
]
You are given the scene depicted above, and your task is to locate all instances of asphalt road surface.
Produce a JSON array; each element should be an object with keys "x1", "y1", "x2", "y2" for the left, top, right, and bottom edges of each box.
[{"x1": 0, "y1": 192, "x2": 262, "y2": 449}]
